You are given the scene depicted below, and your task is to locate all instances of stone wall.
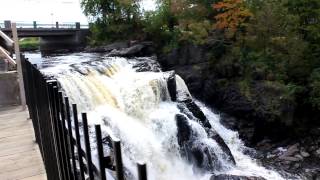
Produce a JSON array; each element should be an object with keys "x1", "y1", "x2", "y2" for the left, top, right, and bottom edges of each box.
[{"x1": 0, "y1": 71, "x2": 20, "y2": 107}]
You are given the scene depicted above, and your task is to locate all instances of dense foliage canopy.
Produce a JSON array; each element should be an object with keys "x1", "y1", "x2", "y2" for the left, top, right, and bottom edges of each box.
[{"x1": 81, "y1": 0, "x2": 320, "y2": 113}]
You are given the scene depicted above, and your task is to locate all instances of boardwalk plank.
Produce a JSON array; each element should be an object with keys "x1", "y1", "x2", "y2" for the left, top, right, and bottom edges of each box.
[
  {"x1": 19, "y1": 174, "x2": 47, "y2": 180},
  {"x1": 0, "y1": 107, "x2": 46, "y2": 180}
]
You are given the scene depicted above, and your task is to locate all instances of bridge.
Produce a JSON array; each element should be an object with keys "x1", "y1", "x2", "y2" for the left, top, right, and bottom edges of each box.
[{"x1": 0, "y1": 20, "x2": 90, "y2": 54}]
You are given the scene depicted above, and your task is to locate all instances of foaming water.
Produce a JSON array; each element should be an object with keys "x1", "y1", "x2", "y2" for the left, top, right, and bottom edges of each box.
[
  {"x1": 197, "y1": 101, "x2": 289, "y2": 179},
  {"x1": 33, "y1": 53, "x2": 290, "y2": 180}
]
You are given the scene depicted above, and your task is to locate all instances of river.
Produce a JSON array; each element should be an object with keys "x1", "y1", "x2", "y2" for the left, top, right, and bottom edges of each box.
[{"x1": 25, "y1": 52, "x2": 297, "y2": 180}]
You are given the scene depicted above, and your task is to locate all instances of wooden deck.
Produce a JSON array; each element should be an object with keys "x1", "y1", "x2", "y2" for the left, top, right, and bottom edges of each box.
[{"x1": 0, "y1": 106, "x2": 47, "y2": 180}]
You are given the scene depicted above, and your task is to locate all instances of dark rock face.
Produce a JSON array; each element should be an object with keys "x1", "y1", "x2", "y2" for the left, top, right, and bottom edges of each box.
[
  {"x1": 209, "y1": 131, "x2": 236, "y2": 164},
  {"x1": 176, "y1": 114, "x2": 192, "y2": 146},
  {"x1": 158, "y1": 43, "x2": 297, "y2": 144},
  {"x1": 178, "y1": 99, "x2": 210, "y2": 129},
  {"x1": 175, "y1": 113, "x2": 236, "y2": 172},
  {"x1": 175, "y1": 114, "x2": 221, "y2": 172},
  {"x1": 166, "y1": 71, "x2": 176, "y2": 101},
  {"x1": 210, "y1": 175, "x2": 266, "y2": 180}
]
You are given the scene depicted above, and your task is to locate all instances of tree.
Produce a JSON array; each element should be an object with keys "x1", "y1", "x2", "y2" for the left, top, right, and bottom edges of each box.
[
  {"x1": 213, "y1": 0, "x2": 252, "y2": 38},
  {"x1": 81, "y1": 0, "x2": 142, "y2": 43}
]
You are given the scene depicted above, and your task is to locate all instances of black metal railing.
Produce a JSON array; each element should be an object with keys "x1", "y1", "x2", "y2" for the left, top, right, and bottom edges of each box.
[{"x1": 21, "y1": 55, "x2": 147, "y2": 180}]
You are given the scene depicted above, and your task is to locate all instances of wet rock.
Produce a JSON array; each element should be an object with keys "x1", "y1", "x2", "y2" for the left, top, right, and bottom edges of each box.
[
  {"x1": 178, "y1": 99, "x2": 211, "y2": 129},
  {"x1": 175, "y1": 114, "x2": 236, "y2": 171},
  {"x1": 279, "y1": 156, "x2": 300, "y2": 162},
  {"x1": 209, "y1": 130, "x2": 236, "y2": 165},
  {"x1": 70, "y1": 64, "x2": 89, "y2": 75},
  {"x1": 189, "y1": 141, "x2": 220, "y2": 172},
  {"x1": 85, "y1": 41, "x2": 129, "y2": 52},
  {"x1": 176, "y1": 114, "x2": 215, "y2": 170},
  {"x1": 176, "y1": 114, "x2": 191, "y2": 146},
  {"x1": 107, "y1": 42, "x2": 154, "y2": 57},
  {"x1": 131, "y1": 57, "x2": 161, "y2": 72},
  {"x1": 279, "y1": 143, "x2": 299, "y2": 158},
  {"x1": 210, "y1": 174, "x2": 266, "y2": 180},
  {"x1": 166, "y1": 71, "x2": 176, "y2": 101},
  {"x1": 294, "y1": 154, "x2": 304, "y2": 160},
  {"x1": 300, "y1": 151, "x2": 310, "y2": 158},
  {"x1": 315, "y1": 149, "x2": 320, "y2": 158}
]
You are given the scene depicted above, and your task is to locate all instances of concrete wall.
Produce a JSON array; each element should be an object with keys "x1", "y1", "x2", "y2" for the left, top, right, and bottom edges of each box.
[
  {"x1": 0, "y1": 71, "x2": 20, "y2": 107},
  {"x1": 39, "y1": 29, "x2": 90, "y2": 55}
]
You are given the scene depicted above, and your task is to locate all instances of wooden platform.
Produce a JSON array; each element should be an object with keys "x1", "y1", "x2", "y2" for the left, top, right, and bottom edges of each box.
[{"x1": 0, "y1": 106, "x2": 47, "y2": 180}]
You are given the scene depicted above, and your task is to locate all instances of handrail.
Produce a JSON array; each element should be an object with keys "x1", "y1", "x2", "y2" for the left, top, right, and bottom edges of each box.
[
  {"x1": 0, "y1": 29, "x2": 16, "y2": 66},
  {"x1": 0, "y1": 46, "x2": 16, "y2": 65},
  {"x1": 0, "y1": 30, "x2": 14, "y2": 46}
]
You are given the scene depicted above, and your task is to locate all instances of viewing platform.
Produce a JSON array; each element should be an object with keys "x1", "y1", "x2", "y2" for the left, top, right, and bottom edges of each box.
[{"x1": 0, "y1": 106, "x2": 46, "y2": 180}]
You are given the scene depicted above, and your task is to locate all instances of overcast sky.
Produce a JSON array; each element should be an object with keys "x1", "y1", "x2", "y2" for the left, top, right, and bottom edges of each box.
[{"x1": 0, "y1": 0, "x2": 156, "y2": 24}]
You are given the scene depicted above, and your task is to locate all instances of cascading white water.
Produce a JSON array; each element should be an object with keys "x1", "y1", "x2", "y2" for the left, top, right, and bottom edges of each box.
[{"x1": 36, "y1": 54, "x2": 290, "y2": 180}]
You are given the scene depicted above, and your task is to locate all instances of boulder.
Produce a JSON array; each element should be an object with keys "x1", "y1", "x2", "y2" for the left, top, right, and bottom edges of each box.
[
  {"x1": 175, "y1": 114, "x2": 235, "y2": 171},
  {"x1": 107, "y1": 41, "x2": 155, "y2": 57},
  {"x1": 177, "y1": 99, "x2": 210, "y2": 129},
  {"x1": 131, "y1": 57, "x2": 161, "y2": 72},
  {"x1": 175, "y1": 114, "x2": 220, "y2": 171},
  {"x1": 210, "y1": 175, "x2": 266, "y2": 180},
  {"x1": 176, "y1": 114, "x2": 192, "y2": 146},
  {"x1": 166, "y1": 71, "x2": 176, "y2": 101},
  {"x1": 84, "y1": 41, "x2": 129, "y2": 53},
  {"x1": 209, "y1": 131, "x2": 236, "y2": 165},
  {"x1": 279, "y1": 143, "x2": 299, "y2": 158}
]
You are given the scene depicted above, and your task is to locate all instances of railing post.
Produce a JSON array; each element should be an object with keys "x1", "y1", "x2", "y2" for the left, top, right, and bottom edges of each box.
[
  {"x1": 95, "y1": 125, "x2": 107, "y2": 180},
  {"x1": 65, "y1": 97, "x2": 77, "y2": 180},
  {"x1": 4, "y1": 20, "x2": 11, "y2": 28},
  {"x1": 53, "y1": 86, "x2": 67, "y2": 180},
  {"x1": 58, "y1": 92, "x2": 72, "y2": 180},
  {"x1": 33, "y1": 21, "x2": 37, "y2": 28},
  {"x1": 113, "y1": 140, "x2": 124, "y2": 180},
  {"x1": 82, "y1": 113, "x2": 94, "y2": 180},
  {"x1": 75, "y1": 22, "x2": 80, "y2": 29},
  {"x1": 137, "y1": 163, "x2": 147, "y2": 180},
  {"x1": 56, "y1": 22, "x2": 59, "y2": 29},
  {"x1": 72, "y1": 104, "x2": 85, "y2": 180}
]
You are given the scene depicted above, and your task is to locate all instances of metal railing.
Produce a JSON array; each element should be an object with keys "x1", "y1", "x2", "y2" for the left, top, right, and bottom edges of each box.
[
  {"x1": 22, "y1": 56, "x2": 148, "y2": 180},
  {"x1": 0, "y1": 20, "x2": 89, "y2": 29}
]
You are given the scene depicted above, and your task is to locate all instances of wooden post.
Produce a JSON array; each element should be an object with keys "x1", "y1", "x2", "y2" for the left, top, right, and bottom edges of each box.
[{"x1": 11, "y1": 22, "x2": 26, "y2": 110}]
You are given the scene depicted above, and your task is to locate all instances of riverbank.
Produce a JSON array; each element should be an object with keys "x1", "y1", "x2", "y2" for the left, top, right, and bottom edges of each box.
[{"x1": 19, "y1": 37, "x2": 39, "y2": 51}]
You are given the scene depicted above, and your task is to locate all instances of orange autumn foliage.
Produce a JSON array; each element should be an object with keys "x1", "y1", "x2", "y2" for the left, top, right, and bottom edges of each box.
[{"x1": 213, "y1": 0, "x2": 252, "y2": 37}]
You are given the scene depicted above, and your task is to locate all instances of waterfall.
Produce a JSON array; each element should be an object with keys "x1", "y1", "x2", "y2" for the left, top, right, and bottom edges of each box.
[{"x1": 36, "y1": 54, "x2": 289, "y2": 180}]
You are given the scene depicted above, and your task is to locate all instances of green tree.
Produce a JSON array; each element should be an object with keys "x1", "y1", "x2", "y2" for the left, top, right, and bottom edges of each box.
[{"x1": 81, "y1": 0, "x2": 142, "y2": 43}]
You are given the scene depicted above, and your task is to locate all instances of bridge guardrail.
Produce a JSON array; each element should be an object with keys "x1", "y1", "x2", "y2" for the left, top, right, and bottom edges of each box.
[{"x1": 1, "y1": 21, "x2": 89, "y2": 29}]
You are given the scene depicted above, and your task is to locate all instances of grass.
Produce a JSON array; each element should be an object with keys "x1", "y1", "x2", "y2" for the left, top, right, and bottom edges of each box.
[{"x1": 19, "y1": 37, "x2": 39, "y2": 50}]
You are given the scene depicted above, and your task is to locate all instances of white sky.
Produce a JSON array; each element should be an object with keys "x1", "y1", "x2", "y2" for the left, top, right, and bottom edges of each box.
[{"x1": 0, "y1": 0, "x2": 156, "y2": 24}]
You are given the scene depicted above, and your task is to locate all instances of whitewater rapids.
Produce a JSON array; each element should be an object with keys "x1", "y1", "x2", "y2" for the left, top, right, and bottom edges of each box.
[{"x1": 34, "y1": 53, "x2": 289, "y2": 180}]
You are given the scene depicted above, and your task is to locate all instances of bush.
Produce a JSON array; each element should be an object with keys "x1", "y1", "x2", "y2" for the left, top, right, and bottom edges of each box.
[{"x1": 309, "y1": 69, "x2": 320, "y2": 110}]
